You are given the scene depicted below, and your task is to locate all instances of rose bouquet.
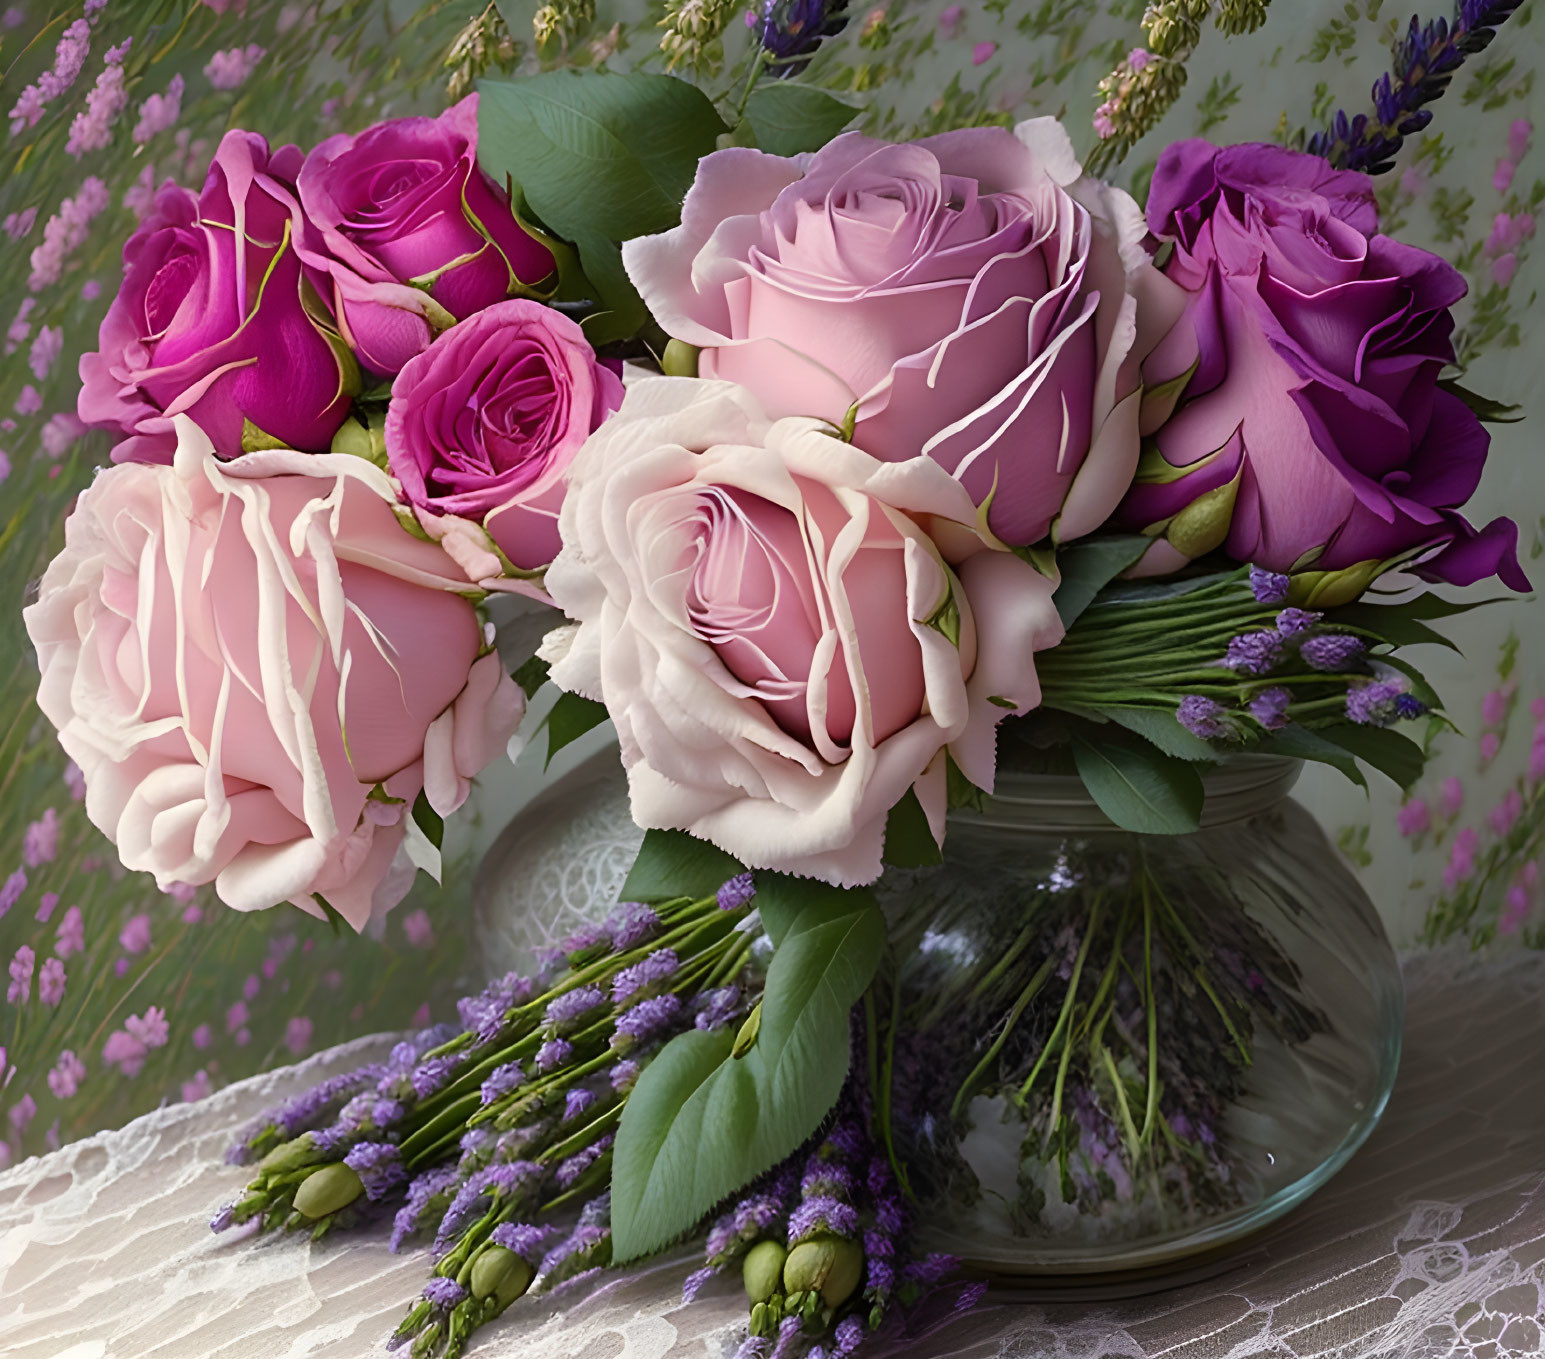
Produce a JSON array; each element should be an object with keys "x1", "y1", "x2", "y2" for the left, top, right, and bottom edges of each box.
[{"x1": 20, "y1": 0, "x2": 1533, "y2": 1355}]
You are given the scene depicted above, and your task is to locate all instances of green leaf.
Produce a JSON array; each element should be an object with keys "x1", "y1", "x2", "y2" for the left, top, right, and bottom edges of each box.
[
  {"x1": 741, "y1": 83, "x2": 860, "y2": 156},
  {"x1": 1437, "y1": 376, "x2": 1523, "y2": 423},
  {"x1": 1052, "y1": 535, "x2": 1156, "y2": 627},
  {"x1": 620, "y1": 829, "x2": 745, "y2": 904},
  {"x1": 945, "y1": 753, "x2": 986, "y2": 812},
  {"x1": 513, "y1": 655, "x2": 550, "y2": 700},
  {"x1": 541, "y1": 691, "x2": 610, "y2": 770},
  {"x1": 1253, "y1": 722, "x2": 1367, "y2": 788},
  {"x1": 1321, "y1": 602, "x2": 1459, "y2": 651},
  {"x1": 882, "y1": 788, "x2": 943, "y2": 867},
  {"x1": 1104, "y1": 706, "x2": 1219, "y2": 762},
  {"x1": 1355, "y1": 590, "x2": 1510, "y2": 621},
  {"x1": 411, "y1": 790, "x2": 444, "y2": 851},
  {"x1": 1315, "y1": 724, "x2": 1427, "y2": 790},
  {"x1": 610, "y1": 886, "x2": 885, "y2": 1260},
  {"x1": 1070, "y1": 728, "x2": 1203, "y2": 834},
  {"x1": 478, "y1": 72, "x2": 727, "y2": 337}
]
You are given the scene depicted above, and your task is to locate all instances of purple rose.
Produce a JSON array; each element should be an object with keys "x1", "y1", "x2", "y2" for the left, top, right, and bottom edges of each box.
[
  {"x1": 79, "y1": 131, "x2": 355, "y2": 465},
  {"x1": 384, "y1": 299, "x2": 622, "y2": 572},
  {"x1": 1121, "y1": 139, "x2": 1527, "y2": 597},
  {"x1": 297, "y1": 95, "x2": 557, "y2": 377}
]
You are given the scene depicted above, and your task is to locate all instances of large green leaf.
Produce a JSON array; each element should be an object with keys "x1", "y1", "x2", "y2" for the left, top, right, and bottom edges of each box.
[
  {"x1": 742, "y1": 84, "x2": 860, "y2": 156},
  {"x1": 1254, "y1": 722, "x2": 1368, "y2": 788},
  {"x1": 881, "y1": 788, "x2": 943, "y2": 868},
  {"x1": 1051, "y1": 535, "x2": 1153, "y2": 627},
  {"x1": 610, "y1": 884, "x2": 886, "y2": 1260},
  {"x1": 619, "y1": 829, "x2": 745, "y2": 904},
  {"x1": 1321, "y1": 602, "x2": 1458, "y2": 652},
  {"x1": 1315, "y1": 724, "x2": 1427, "y2": 790},
  {"x1": 1070, "y1": 727, "x2": 1204, "y2": 834},
  {"x1": 478, "y1": 72, "x2": 727, "y2": 335},
  {"x1": 1104, "y1": 706, "x2": 1218, "y2": 762}
]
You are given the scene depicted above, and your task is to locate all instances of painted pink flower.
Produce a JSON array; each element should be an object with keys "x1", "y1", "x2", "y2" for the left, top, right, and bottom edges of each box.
[
  {"x1": 192, "y1": 1023, "x2": 212, "y2": 1049},
  {"x1": 401, "y1": 909, "x2": 434, "y2": 950},
  {"x1": 38, "y1": 957, "x2": 66, "y2": 1006},
  {"x1": 204, "y1": 44, "x2": 265, "y2": 91},
  {"x1": 22, "y1": 808, "x2": 58, "y2": 867},
  {"x1": 7, "y1": 946, "x2": 34, "y2": 1004},
  {"x1": 225, "y1": 1001, "x2": 248, "y2": 1033},
  {"x1": 8, "y1": 1094, "x2": 37, "y2": 1133},
  {"x1": 48, "y1": 1050, "x2": 86, "y2": 1098},
  {"x1": 622, "y1": 121, "x2": 1189, "y2": 547},
  {"x1": 971, "y1": 40, "x2": 996, "y2": 64},
  {"x1": 1489, "y1": 788, "x2": 1524, "y2": 838},
  {"x1": 24, "y1": 419, "x2": 524, "y2": 927},
  {"x1": 1482, "y1": 687, "x2": 1511, "y2": 726},
  {"x1": 126, "y1": 1006, "x2": 169, "y2": 1048},
  {"x1": 102, "y1": 1029, "x2": 148, "y2": 1077},
  {"x1": 284, "y1": 1016, "x2": 313, "y2": 1054},
  {"x1": 1440, "y1": 776, "x2": 1464, "y2": 818},
  {"x1": 1480, "y1": 731, "x2": 1501, "y2": 763},
  {"x1": 542, "y1": 379, "x2": 1064, "y2": 886},
  {"x1": 119, "y1": 914, "x2": 151, "y2": 955},
  {"x1": 182, "y1": 1070, "x2": 213, "y2": 1102},
  {"x1": 1396, "y1": 798, "x2": 1430, "y2": 838}
]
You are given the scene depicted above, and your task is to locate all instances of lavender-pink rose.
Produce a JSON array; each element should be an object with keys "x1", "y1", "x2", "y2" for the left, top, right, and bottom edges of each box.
[
  {"x1": 297, "y1": 95, "x2": 557, "y2": 377},
  {"x1": 384, "y1": 300, "x2": 623, "y2": 575},
  {"x1": 622, "y1": 119, "x2": 1191, "y2": 548},
  {"x1": 1120, "y1": 140, "x2": 1528, "y2": 597},
  {"x1": 78, "y1": 130, "x2": 355, "y2": 465}
]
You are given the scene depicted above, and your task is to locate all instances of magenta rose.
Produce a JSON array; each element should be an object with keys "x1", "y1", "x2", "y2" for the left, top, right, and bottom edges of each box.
[
  {"x1": 79, "y1": 130, "x2": 355, "y2": 465},
  {"x1": 297, "y1": 95, "x2": 557, "y2": 376},
  {"x1": 622, "y1": 119, "x2": 1190, "y2": 547},
  {"x1": 1119, "y1": 140, "x2": 1527, "y2": 594},
  {"x1": 384, "y1": 300, "x2": 623, "y2": 575}
]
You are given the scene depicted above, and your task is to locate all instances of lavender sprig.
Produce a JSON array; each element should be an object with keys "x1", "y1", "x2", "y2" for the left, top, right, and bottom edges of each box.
[{"x1": 1308, "y1": 1, "x2": 1527, "y2": 174}]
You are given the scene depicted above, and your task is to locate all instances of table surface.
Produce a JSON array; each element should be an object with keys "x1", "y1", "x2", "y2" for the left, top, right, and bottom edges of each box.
[{"x1": 2, "y1": 949, "x2": 1542, "y2": 1359}]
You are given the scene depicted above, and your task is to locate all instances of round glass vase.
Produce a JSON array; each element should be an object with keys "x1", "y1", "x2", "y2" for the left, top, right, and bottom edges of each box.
[{"x1": 873, "y1": 755, "x2": 1402, "y2": 1277}]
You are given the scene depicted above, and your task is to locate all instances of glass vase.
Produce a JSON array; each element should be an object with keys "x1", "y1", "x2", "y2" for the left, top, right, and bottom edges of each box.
[{"x1": 873, "y1": 755, "x2": 1402, "y2": 1275}]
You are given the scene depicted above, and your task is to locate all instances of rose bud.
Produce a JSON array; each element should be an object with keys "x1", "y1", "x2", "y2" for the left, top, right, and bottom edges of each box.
[
  {"x1": 782, "y1": 1235, "x2": 864, "y2": 1308},
  {"x1": 742, "y1": 1239, "x2": 788, "y2": 1303}
]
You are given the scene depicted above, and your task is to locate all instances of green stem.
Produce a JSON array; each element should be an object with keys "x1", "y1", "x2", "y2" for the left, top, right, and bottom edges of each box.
[
  {"x1": 1140, "y1": 874, "x2": 1160, "y2": 1147},
  {"x1": 951, "y1": 952, "x2": 1057, "y2": 1119},
  {"x1": 1018, "y1": 894, "x2": 1103, "y2": 1105}
]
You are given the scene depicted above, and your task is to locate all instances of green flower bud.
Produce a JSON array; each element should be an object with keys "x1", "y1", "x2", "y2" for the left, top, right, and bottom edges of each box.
[
  {"x1": 1164, "y1": 475, "x2": 1239, "y2": 560},
  {"x1": 293, "y1": 1162, "x2": 365, "y2": 1219},
  {"x1": 1287, "y1": 558, "x2": 1383, "y2": 609},
  {"x1": 748, "y1": 1301, "x2": 770, "y2": 1337},
  {"x1": 470, "y1": 1245, "x2": 534, "y2": 1307},
  {"x1": 257, "y1": 1134, "x2": 317, "y2": 1177},
  {"x1": 742, "y1": 1239, "x2": 787, "y2": 1304},
  {"x1": 782, "y1": 1235, "x2": 864, "y2": 1308},
  {"x1": 662, "y1": 339, "x2": 700, "y2": 378}
]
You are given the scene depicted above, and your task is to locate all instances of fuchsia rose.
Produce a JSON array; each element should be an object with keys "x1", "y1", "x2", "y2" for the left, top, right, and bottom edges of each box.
[
  {"x1": 297, "y1": 95, "x2": 557, "y2": 376},
  {"x1": 22, "y1": 417, "x2": 524, "y2": 927},
  {"x1": 79, "y1": 130, "x2": 355, "y2": 465},
  {"x1": 622, "y1": 120, "x2": 1191, "y2": 547},
  {"x1": 385, "y1": 299, "x2": 623, "y2": 577},
  {"x1": 1120, "y1": 140, "x2": 1528, "y2": 594},
  {"x1": 540, "y1": 378, "x2": 1065, "y2": 887}
]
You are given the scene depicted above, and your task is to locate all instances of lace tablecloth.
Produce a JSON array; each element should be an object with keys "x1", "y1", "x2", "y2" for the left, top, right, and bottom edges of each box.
[{"x1": 3, "y1": 951, "x2": 1541, "y2": 1359}]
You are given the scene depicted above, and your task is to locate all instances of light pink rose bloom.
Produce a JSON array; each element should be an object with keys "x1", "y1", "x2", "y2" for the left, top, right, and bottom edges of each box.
[
  {"x1": 23, "y1": 416, "x2": 524, "y2": 927},
  {"x1": 540, "y1": 378, "x2": 1065, "y2": 887},
  {"x1": 622, "y1": 119, "x2": 1189, "y2": 547}
]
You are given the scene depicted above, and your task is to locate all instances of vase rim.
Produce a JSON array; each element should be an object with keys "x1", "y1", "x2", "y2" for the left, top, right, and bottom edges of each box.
[{"x1": 962, "y1": 754, "x2": 1302, "y2": 833}]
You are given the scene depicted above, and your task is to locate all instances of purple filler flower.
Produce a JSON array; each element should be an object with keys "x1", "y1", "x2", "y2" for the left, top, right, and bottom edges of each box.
[
  {"x1": 1177, "y1": 695, "x2": 1229, "y2": 741},
  {"x1": 490, "y1": 1221, "x2": 552, "y2": 1262},
  {"x1": 611, "y1": 994, "x2": 682, "y2": 1048},
  {"x1": 480, "y1": 1061, "x2": 525, "y2": 1106},
  {"x1": 421, "y1": 1277, "x2": 467, "y2": 1311},
  {"x1": 1346, "y1": 680, "x2": 1405, "y2": 727},
  {"x1": 1224, "y1": 631, "x2": 1283, "y2": 676},
  {"x1": 1249, "y1": 565, "x2": 1291, "y2": 603},
  {"x1": 1301, "y1": 633, "x2": 1368, "y2": 672},
  {"x1": 1249, "y1": 686, "x2": 1292, "y2": 730},
  {"x1": 344, "y1": 1141, "x2": 407, "y2": 1201},
  {"x1": 717, "y1": 872, "x2": 756, "y2": 911},
  {"x1": 1275, "y1": 607, "x2": 1321, "y2": 637},
  {"x1": 545, "y1": 985, "x2": 608, "y2": 1028},
  {"x1": 613, "y1": 949, "x2": 679, "y2": 1005}
]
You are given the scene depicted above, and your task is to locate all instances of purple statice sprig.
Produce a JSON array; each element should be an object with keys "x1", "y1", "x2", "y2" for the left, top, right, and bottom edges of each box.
[
  {"x1": 1307, "y1": 1, "x2": 1527, "y2": 174},
  {"x1": 746, "y1": 0, "x2": 849, "y2": 76}
]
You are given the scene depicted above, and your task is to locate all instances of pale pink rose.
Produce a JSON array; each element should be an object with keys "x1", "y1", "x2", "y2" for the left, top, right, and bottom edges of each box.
[
  {"x1": 23, "y1": 416, "x2": 524, "y2": 927},
  {"x1": 622, "y1": 120, "x2": 1190, "y2": 547},
  {"x1": 541, "y1": 379, "x2": 1064, "y2": 887}
]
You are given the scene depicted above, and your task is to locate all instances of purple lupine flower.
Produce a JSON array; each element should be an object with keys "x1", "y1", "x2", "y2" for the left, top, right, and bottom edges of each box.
[
  {"x1": 610, "y1": 1060, "x2": 640, "y2": 1093},
  {"x1": 480, "y1": 1061, "x2": 525, "y2": 1106},
  {"x1": 1224, "y1": 630, "x2": 1283, "y2": 676},
  {"x1": 717, "y1": 872, "x2": 756, "y2": 911},
  {"x1": 1249, "y1": 565, "x2": 1291, "y2": 603},
  {"x1": 3, "y1": 208, "x2": 35, "y2": 239},
  {"x1": 421, "y1": 1277, "x2": 467, "y2": 1311},
  {"x1": 612, "y1": 994, "x2": 683, "y2": 1048},
  {"x1": 391, "y1": 1165, "x2": 459, "y2": 1251},
  {"x1": 38, "y1": 957, "x2": 66, "y2": 1007},
  {"x1": 612, "y1": 948, "x2": 679, "y2": 1005},
  {"x1": 372, "y1": 1098, "x2": 405, "y2": 1128},
  {"x1": 564, "y1": 1087, "x2": 597, "y2": 1122},
  {"x1": 801, "y1": 1159, "x2": 857, "y2": 1198},
  {"x1": 204, "y1": 44, "x2": 266, "y2": 90},
  {"x1": 787, "y1": 1195, "x2": 860, "y2": 1242},
  {"x1": 545, "y1": 985, "x2": 608, "y2": 1028},
  {"x1": 344, "y1": 1142, "x2": 408, "y2": 1201},
  {"x1": 7, "y1": 946, "x2": 34, "y2": 1004},
  {"x1": 409, "y1": 1055, "x2": 460, "y2": 1100},
  {"x1": 22, "y1": 809, "x2": 58, "y2": 867},
  {"x1": 539, "y1": 1221, "x2": 611, "y2": 1279},
  {"x1": 0, "y1": 869, "x2": 25, "y2": 919},
  {"x1": 833, "y1": 1315, "x2": 866, "y2": 1357},
  {"x1": 1249, "y1": 686, "x2": 1292, "y2": 730},
  {"x1": 47, "y1": 1049, "x2": 85, "y2": 1098},
  {"x1": 132, "y1": 73, "x2": 183, "y2": 143},
  {"x1": 1301, "y1": 633, "x2": 1367, "y2": 672},
  {"x1": 65, "y1": 42, "x2": 130, "y2": 157},
  {"x1": 1177, "y1": 695, "x2": 1229, "y2": 741},
  {"x1": 28, "y1": 326, "x2": 61, "y2": 381},
  {"x1": 8, "y1": 20, "x2": 90, "y2": 135},
  {"x1": 733, "y1": 1338, "x2": 771, "y2": 1359},
  {"x1": 608, "y1": 903, "x2": 661, "y2": 950},
  {"x1": 902, "y1": 1251, "x2": 960, "y2": 1285},
  {"x1": 1275, "y1": 607, "x2": 1322, "y2": 637},
  {"x1": 436, "y1": 1162, "x2": 544, "y2": 1251},
  {"x1": 55, "y1": 905, "x2": 83, "y2": 958},
  {"x1": 556, "y1": 1135, "x2": 613, "y2": 1188},
  {"x1": 490, "y1": 1221, "x2": 553, "y2": 1262},
  {"x1": 682, "y1": 1265, "x2": 717, "y2": 1302},
  {"x1": 768, "y1": 1313, "x2": 806, "y2": 1359},
  {"x1": 694, "y1": 985, "x2": 743, "y2": 1031},
  {"x1": 1346, "y1": 680, "x2": 1405, "y2": 726},
  {"x1": 536, "y1": 1038, "x2": 573, "y2": 1072}
]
